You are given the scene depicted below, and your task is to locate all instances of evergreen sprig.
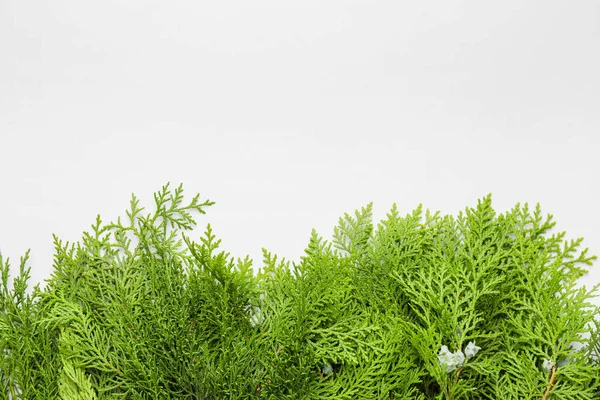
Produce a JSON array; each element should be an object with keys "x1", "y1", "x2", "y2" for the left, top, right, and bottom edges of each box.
[{"x1": 1, "y1": 184, "x2": 599, "y2": 399}]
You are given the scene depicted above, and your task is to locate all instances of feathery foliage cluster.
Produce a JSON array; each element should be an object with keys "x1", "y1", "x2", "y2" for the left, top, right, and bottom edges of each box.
[{"x1": 1, "y1": 183, "x2": 599, "y2": 399}]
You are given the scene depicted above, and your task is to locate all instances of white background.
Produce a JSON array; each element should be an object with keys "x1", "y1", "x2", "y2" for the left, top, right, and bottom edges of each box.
[{"x1": 1, "y1": 1, "x2": 599, "y2": 300}]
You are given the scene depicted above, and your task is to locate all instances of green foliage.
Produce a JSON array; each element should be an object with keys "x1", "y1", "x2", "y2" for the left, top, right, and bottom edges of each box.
[{"x1": 1, "y1": 184, "x2": 599, "y2": 399}]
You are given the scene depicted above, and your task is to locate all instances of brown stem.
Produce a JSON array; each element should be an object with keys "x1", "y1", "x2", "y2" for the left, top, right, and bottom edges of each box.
[
  {"x1": 454, "y1": 367, "x2": 462, "y2": 384},
  {"x1": 454, "y1": 344, "x2": 463, "y2": 385},
  {"x1": 542, "y1": 365, "x2": 556, "y2": 400}
]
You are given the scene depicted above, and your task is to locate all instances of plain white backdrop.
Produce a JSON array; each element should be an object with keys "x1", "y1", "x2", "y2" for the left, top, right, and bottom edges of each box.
[{"x1": 1, "y1": 1, "x2": 599, "y2": 301}]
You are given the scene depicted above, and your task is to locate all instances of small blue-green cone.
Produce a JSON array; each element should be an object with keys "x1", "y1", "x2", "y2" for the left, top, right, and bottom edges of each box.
[{"x1": 322, "y1": 362, "x2": 333, "y2": 375}]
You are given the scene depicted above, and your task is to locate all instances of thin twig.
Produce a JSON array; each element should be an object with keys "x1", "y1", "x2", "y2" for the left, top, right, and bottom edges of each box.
[
  {"x1": 454, "y1": 367, "x2": 462, "y2": 384},
  {"x1": 542, "y1": 365, "x2": 556, "y2": 400}
]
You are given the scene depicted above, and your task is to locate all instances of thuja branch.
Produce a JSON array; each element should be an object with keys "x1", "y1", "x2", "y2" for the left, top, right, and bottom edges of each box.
[{"x1": 1, "y1": 187, "x2": 599, "y2": 398}]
